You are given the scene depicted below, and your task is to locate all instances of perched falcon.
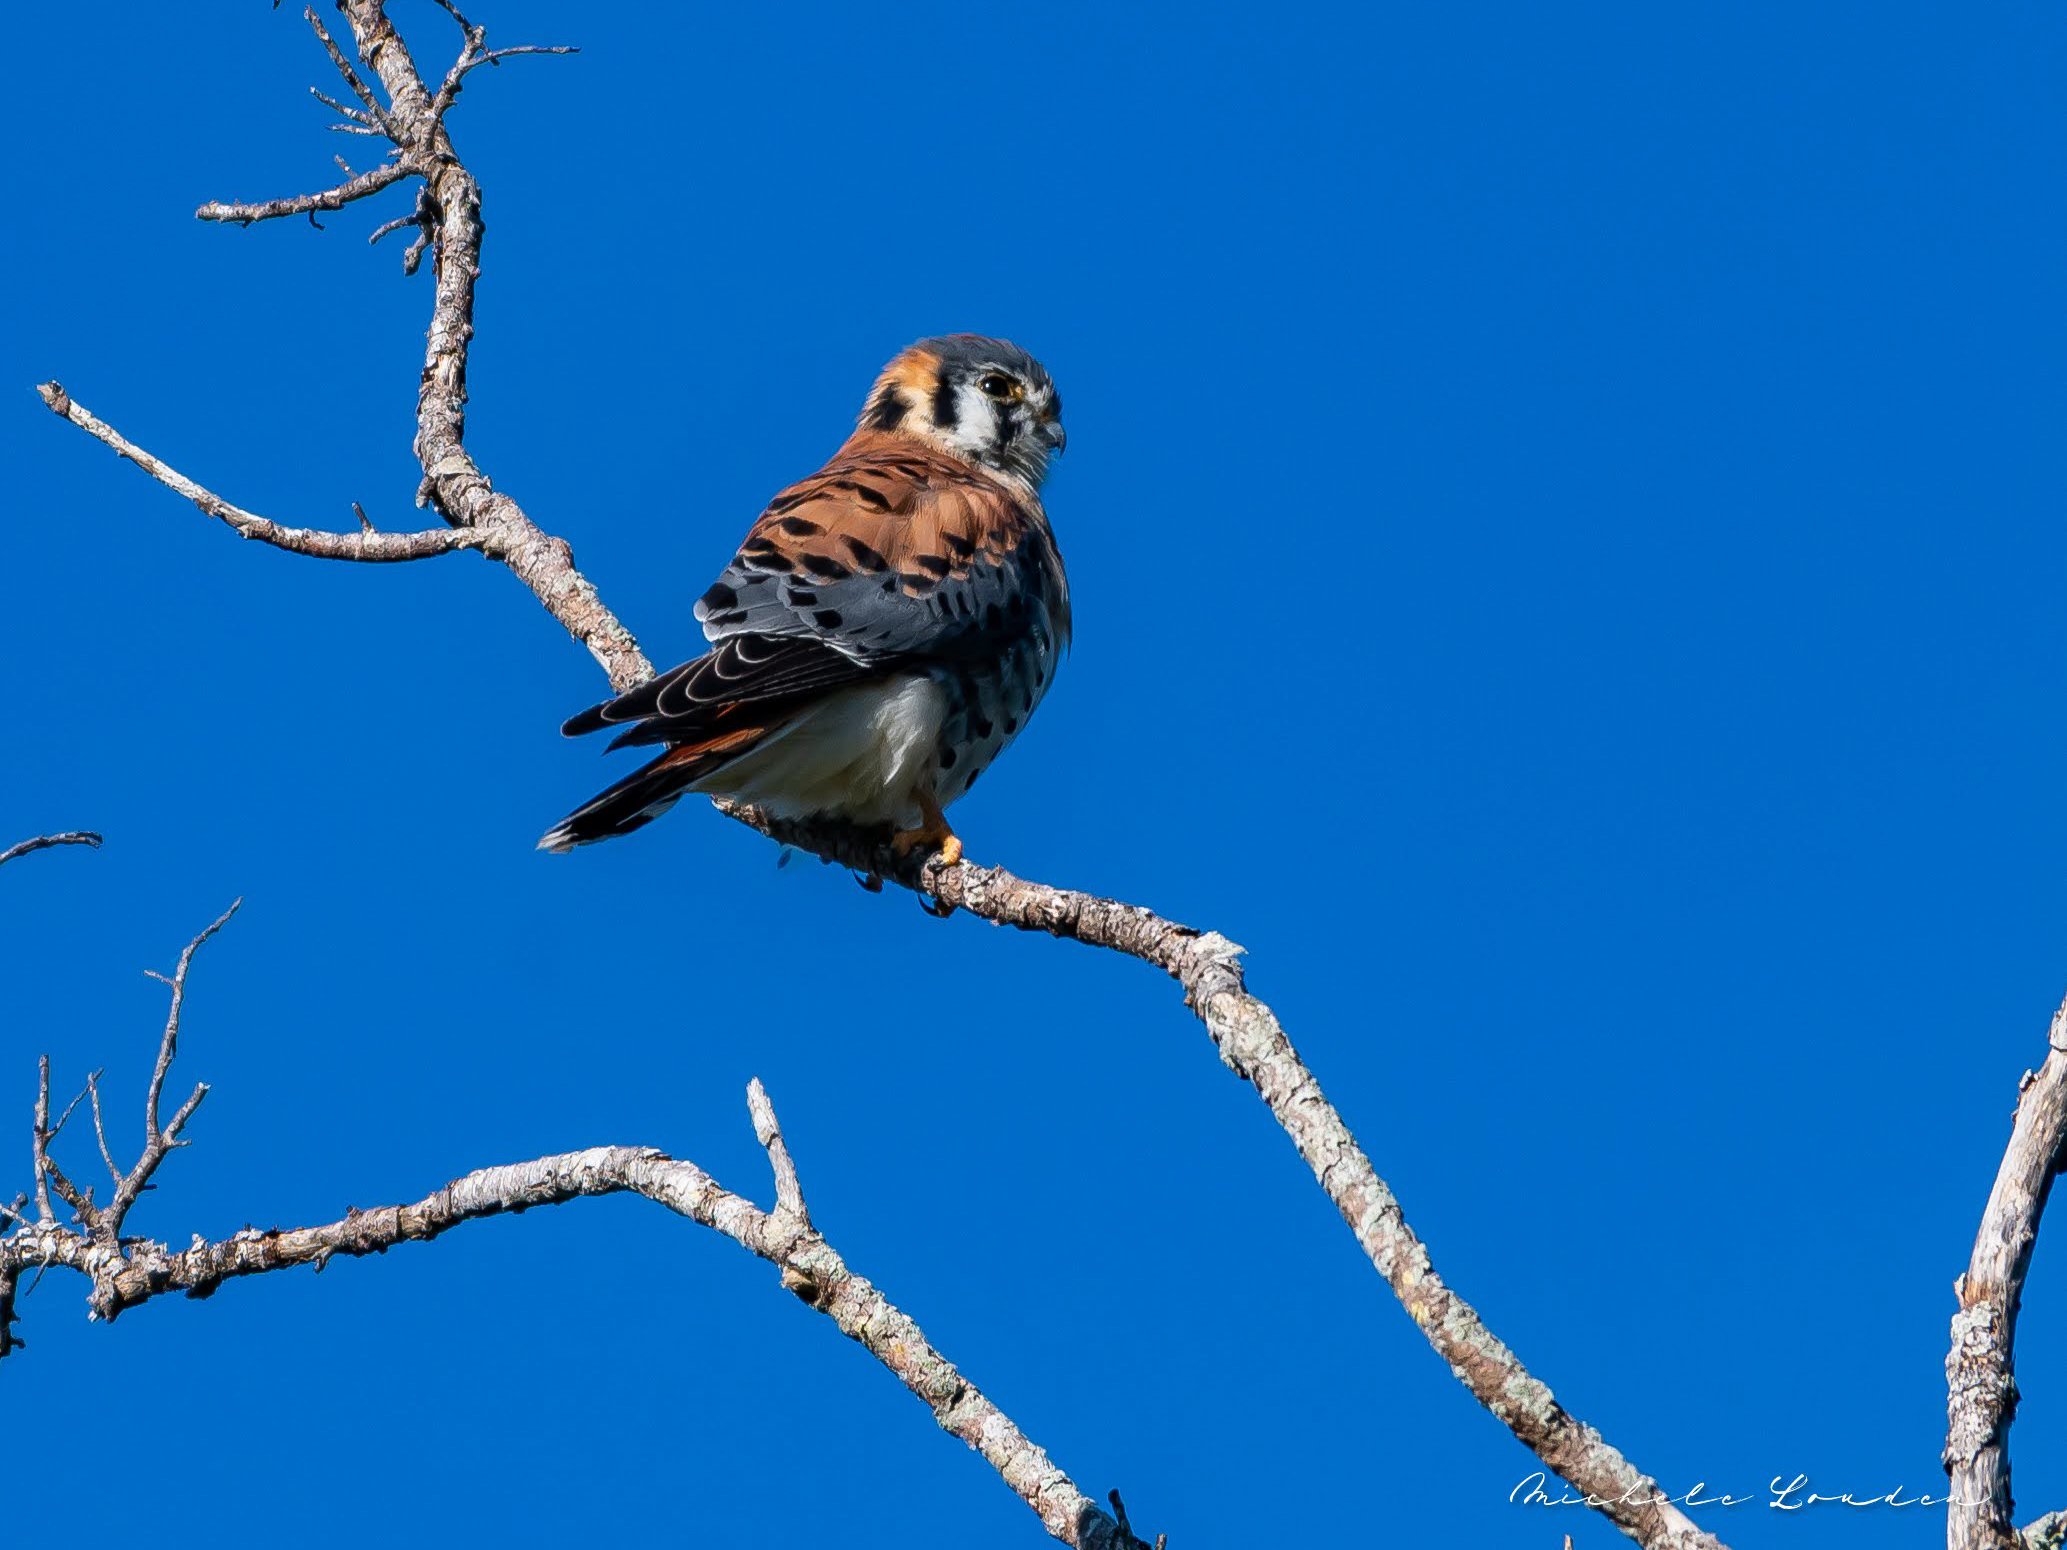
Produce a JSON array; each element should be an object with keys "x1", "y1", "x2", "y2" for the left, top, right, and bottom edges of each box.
[{"x1": 539, "y1": 334, "x2": 1069, "y2": 864}]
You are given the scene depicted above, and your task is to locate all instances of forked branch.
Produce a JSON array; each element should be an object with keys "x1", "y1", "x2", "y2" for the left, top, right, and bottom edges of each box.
[{"x1": 0, "y1": 870, "x2": 1145, "y2": 1548}]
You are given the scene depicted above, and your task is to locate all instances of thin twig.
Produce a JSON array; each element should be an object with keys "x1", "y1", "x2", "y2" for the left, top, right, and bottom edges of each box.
[
  {"x1": 0, "y1": 833, "x2": 102, "y2": 869},
  {"x1": 95, "y1": 904, "x2": 238, "y2": 1242},
  {"x1": 33, "y1": 385, "x2": 496, "y2": 563},
  {"x1": 30, "y1": 1060, "x2": 53, "y2": 1226},
  {"x1": 86, "y1": 1074, "x2": 119, "y2": 1187},
  {"x1": 304, "y1": 6, "x2": 388, "y2": 129},
  {"x1": 310, "y1": 86, "x2": 375, "y2": 127},
  {"x1": 747, "y1": 1078, "x2": 810, "y2": 1230},
  {"x1": 431, "y1": 40, "x2": 579, "y2": 120},
  {"x1": 195, "y1": 158, "x2": 412, "y2": 226}
]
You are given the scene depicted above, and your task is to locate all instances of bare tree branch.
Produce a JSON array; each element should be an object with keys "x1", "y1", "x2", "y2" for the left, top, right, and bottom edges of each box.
[
  {"x1": 305, "y1": 4, "x2": 389, "y2": 131},
  {"x1": 333, "y1": 0, "x2": 649, "y2": 690},
  {"x1": 33, "y1": 385, "x2": 495, "y2": 563},
  {"x1": 24, "y1": 5, "x2": 1729, "y2": 1547},
  {"x1": 718, "y1": 809, "x2": 1726, "y2": 1549},
  {"x1": 99, "y1": 902, "x2": 239, "y2": 1244},
  {"x1": 0, "y1": 832, "x2": 102, "y2": 868},
  {"x1": 1947, "y1": 994, "x2": 2067, "y2": 1550},
  {"x1": 194, "y1": 157, "x2": 411, "y2": 226},
  {"x1": 0, "y1": 897, "x2": 1149, "y2": 1547}
]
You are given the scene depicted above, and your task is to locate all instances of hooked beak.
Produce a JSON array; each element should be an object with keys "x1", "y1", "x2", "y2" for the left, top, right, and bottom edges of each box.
[{"x1": 1038, "y1": 417, "x2": 1067, "y2": 454}]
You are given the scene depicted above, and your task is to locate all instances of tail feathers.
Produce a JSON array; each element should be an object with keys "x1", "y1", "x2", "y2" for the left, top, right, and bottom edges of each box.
[
  {"x1": 537, "y1": 753, "x2": 697, "y2": 852},
  {"x1": 538, "y1": 726, "x2": 770, "y2": 853}
]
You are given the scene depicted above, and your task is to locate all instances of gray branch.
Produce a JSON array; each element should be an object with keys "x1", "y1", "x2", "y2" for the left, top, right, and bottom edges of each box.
[
  {"x1": 1946, "y1": 995, "x2": 2067, "y2": 1550},
  {"x1": 0, "y1": 897, "x2": 1150, "y2": 1548},
  {"x1": 33, "y1": 384, "x2": 494, "y2": 563},
  {"x1": 194, "y1": 156, "x2": 411, "y2": 226},
  {"x1": 0, "y1": 832, "x2": 102, "y2": 869}
]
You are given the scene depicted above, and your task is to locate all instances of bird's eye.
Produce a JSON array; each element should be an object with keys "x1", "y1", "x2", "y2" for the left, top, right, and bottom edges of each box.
[{"x1": 978, "y1": 373, "x2": 1015, "y2": 400}]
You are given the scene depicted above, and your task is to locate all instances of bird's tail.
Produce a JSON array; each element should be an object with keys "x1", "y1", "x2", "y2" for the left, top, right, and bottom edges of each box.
[
  {"x1": 537, "y1": 751, "x2": 699, "y2": 853},
  {"x1": 538, "y1": 726, "x2": 770, "y2": 853}
]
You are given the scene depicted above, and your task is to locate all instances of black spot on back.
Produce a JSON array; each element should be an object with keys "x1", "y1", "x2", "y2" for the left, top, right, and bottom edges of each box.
[
  {"x1": 699, "y1": 582, "x2": 738, "y2": 613},
  {"x1": 779, "y1": 516, "x2": 822, "y2": 537},
  {"x1": 843, "y1": 536, "x2": 889, "y2": 572},
  {"x1": 813, "y1": 609, "x2": 844, "y2": 629},
  {"x1": 801, "y1": 553, "x2": 852, "y2": 581},
  {"x1": 913, "y1": 553, "x2": 952, "y2": 577},
  {"x1": 942, "y1": 531, "x2": 976, "y2": 558}
]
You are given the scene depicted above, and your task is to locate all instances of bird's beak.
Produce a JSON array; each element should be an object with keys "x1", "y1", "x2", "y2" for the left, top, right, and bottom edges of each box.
[{"x1": 1039, "y1": 418, "x2": 1067, "y2": 454}]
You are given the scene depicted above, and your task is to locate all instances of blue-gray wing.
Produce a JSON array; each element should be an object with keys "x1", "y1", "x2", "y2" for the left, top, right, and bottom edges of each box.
[{"x1": 691, "y1": 432, "x2": 1070, "y2": 667}]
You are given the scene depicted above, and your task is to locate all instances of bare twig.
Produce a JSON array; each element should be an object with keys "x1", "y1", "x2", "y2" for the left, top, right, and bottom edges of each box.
[
  {"x1": 0, "y1": 832, "x2": 102, "y2": 869},
  {"x1": 1946, "y1": 995, "x2": 2067, "y2": 1550},
  {"x1": 194, "y1": 158, "x2": 411, "y2": 226},
  {"x1": 86, "y1": 1074, "x2": 119, "y2": 1187},
  {"x1": 312, "y1": 86, "x2": 376, "y2": 128},
  {"x1": 747, "y1": 1077, "x2": 810, "y2": 1231},
  {"x1": 367, "y1": 209, "x2": 418, "y2": 245},
  {"x1": 33, "y1": 385, "x2": 495, "y2": 563},
  {"x1": 99, "y1": 903, "x2": 239, "y2": 1242},
  {"x1": 29, "y1": 1060, "x2": 55, "y2": 1226},
  {"x1": 305, "y1": 5, "x2": 388, "y2": 129}
]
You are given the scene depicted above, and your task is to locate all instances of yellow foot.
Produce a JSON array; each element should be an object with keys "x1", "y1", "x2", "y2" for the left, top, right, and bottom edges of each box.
[
  {"x1": 891, "y1": 825, "x2": 962, "y2": 866},
  {"x1": 891, "y1": 787, "x2": 962, "y2": 866}
]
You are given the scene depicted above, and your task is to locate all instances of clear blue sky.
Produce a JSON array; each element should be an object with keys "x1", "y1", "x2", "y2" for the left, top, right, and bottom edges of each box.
[{"x1": 5, "y1": 5, "x2": 2064, "y2": 1547}]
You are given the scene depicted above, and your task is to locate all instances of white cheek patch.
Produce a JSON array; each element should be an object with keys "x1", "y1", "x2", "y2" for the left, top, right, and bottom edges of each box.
[{"x1": 945, "y1": 381, "x2": 997, "y2": 458}]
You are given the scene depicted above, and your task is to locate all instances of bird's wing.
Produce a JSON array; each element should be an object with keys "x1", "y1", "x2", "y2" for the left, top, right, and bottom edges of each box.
[
  {"x1": 559, "y1": 434, "x2": 1066, "y2": 751},
  {"x1": 559, "y1": 633, "x2": 877, "y2": 748},
  {"x1": 692, "y1": 431, "x2": 1070, "y2": 664}
]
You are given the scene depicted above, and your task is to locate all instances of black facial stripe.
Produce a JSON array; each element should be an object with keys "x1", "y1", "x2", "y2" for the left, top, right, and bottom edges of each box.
[{"x1": 994, "y1": 403, "x2": 1017, "y2": 449}]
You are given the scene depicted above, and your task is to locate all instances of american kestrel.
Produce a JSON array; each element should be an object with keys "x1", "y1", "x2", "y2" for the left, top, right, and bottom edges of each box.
[{"x1": 540, "y1": 335, "x2": 1069, "y2": 864}]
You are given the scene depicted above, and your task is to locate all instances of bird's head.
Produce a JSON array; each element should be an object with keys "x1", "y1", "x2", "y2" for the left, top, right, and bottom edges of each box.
[{"x1": 857, "y1": 334, "x2": 1065, "y2": 489}]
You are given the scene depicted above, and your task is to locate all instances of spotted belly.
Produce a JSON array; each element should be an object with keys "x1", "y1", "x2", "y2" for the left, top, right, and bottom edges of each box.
[{"x1": 932, "y1": 627, "x2": 1061, "y2": 809}]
